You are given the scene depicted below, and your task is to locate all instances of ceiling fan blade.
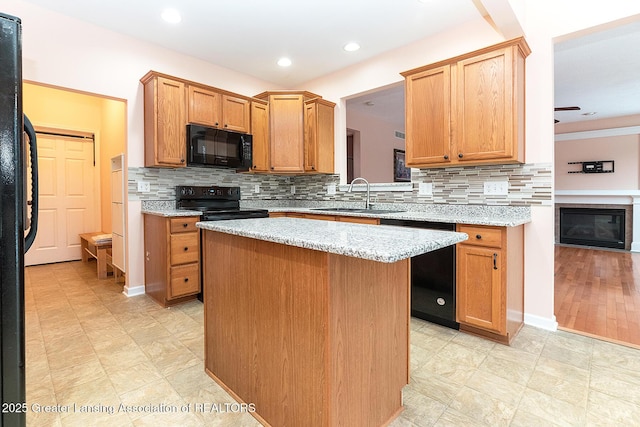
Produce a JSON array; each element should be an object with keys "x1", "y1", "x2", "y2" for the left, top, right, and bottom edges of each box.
[{"x1": 554, "y1": 106, "x2": 581, "y2": 111}]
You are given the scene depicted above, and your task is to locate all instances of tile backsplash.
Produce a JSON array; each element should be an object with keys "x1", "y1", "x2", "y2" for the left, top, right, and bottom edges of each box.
[{"x1": 129, "y1": 162, "x2": 552, "y2": 207}]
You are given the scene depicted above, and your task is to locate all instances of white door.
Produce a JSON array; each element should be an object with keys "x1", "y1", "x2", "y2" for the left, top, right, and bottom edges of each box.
[{"x1": 25, "y1": 132, "x2": 98, "y2": 266}]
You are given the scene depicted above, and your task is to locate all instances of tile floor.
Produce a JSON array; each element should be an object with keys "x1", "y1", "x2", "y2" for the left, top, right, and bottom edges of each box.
[{"x1": 25, "y1": 261, "x2": 640, "y2": 426}]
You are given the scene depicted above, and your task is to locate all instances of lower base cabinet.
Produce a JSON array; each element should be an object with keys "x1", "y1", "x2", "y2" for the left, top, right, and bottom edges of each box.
[
  {"x1": 143, "y1": 214, "x2": 201, "y2": 307},
  {"x1": 456, "y1": 224, "x2": 524, "y2": 344}
]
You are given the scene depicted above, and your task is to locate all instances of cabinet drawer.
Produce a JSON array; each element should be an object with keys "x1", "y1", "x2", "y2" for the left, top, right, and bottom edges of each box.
[
  {"x1": 457, "y1": 225, "x2": 502, "y2": 248},
  {"x1": 170, "y1": 217, "x2": 199, "y2": 233},
  {"x1": 169, "y1": 263, "x2": 200, "y2": 299},
  {"x1": 170, "y1": 232, "x2": 200, "y2": 265}
]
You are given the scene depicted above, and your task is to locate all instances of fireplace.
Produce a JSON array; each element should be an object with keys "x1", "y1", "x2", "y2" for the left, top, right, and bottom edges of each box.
[{"x1": 559, "y1": 208, "x2": 625, "y2": 249}]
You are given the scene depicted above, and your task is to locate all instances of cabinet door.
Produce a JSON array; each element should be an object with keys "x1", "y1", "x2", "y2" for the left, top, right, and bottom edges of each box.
[
  {"x1": 269, "y1": 94, "x2": 304, "y2": 173},
  {"x1": 455, "y1": 47, "x2": 514, "y2": 162},
  {"x1": 304, "y1": 101, "x2": 318, "y2": 172},
  {"x1": 188, "y1": 85, "x2": 222, "y2": 127},
  {"x1": 222, "y1": 95, "x2": 250, "y2": 133},
  {"x1": 404, "y1": 65, "x2": 452, "y2": 166},
  {"x1": 154, "y1": 77, "x2": 186, "y2": 166},
  {"x1": 304, "y1": 99, "x2": 335, "y2": 174},
  {"x1": 456, "y1": 245, "x2": 504, "y2": 334},
  {"x1": 251, "y1": 101, "x2": 270, "y2": 172}
]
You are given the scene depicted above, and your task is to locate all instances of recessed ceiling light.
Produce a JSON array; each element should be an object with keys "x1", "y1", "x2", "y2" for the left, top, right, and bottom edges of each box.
[
  {"x1": 277, "y1": 57, "x2": 292, "y2": 67},
  {"x1": 161, "y1": 8, "x2": 181, "y2": 24},
  {"x1": 343, "y1": 42, "x2": 361, "y2": 52}
]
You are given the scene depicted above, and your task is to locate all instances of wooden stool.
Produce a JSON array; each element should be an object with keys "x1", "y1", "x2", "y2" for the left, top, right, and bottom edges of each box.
[{"x1": 79, "y1": 232, "x2": 113, "y2": 279}]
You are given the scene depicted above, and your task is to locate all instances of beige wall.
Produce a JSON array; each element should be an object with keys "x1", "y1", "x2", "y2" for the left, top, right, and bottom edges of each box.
[
  {"x1": 346, "y1": 109, "x2": 405, "y2": 183},
  {"x1": 23, "y1": 82, "x2": 126, "y2": 233}
]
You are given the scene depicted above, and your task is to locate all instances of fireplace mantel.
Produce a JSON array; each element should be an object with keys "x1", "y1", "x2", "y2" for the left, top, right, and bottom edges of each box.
[{"x1": 555, "y1": 190, "x2": 639, "y2": 252}]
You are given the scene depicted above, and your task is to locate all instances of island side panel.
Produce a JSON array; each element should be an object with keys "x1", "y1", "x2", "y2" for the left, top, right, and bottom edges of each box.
[
  {"x1": 328, "y1": 254, "x2": 410, "y2": 427},
  {"x1": 203, "y1": 230, "x2": 329, "y2": 427}
]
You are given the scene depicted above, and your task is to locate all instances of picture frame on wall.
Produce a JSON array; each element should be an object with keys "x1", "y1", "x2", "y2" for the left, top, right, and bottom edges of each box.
[{"x1": 393, "y1": 149, "x2": 410, "y2": 182}]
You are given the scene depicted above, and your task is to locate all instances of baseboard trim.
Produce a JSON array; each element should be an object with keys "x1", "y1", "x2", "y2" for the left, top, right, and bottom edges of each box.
[
  {"x1": 123, "y1": 284, "x2": 145, "y2": 297},
  {"x1": 524, "y1": 313, "x2": 558, "y2": 331}
]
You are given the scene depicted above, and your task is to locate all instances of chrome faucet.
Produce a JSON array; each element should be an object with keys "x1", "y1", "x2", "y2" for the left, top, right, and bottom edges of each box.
[{"x1": 348, "y1": 177, "x2": 371, "y2": 210}]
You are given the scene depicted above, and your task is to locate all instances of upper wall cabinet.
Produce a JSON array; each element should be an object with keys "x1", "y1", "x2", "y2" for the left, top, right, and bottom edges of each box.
[
  {"x1": 254, "y1": 91, "x2": 335, "y2": 174},
  {"x1": 401, "y1": 38, "x2": 531, "y2": 168},
  {"x1": 187, "y1": 84, "x2": 250, "y2": 133},
  {"x1": 141, "y1": 72, "x2": 187, "y2": 168}
]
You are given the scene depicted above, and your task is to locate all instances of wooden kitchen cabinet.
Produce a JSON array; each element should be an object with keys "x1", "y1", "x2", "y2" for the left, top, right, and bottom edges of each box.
[
  {"x1": 456, "y1": 224, "x2": 524, "y2": 344},
  {"x1": 304, "y1": 98, "x2": 335, "y2": 173},
  {"x1": 254, "y1": 91, "x2": 334, "y2": 174},
  {"x1": 141, "y1": 72, "x2": 187, "y2": 167},
  {"x1": 402, "y1": 37, "x2": 530, "y2": 168},
  {"x1": 269, "y1": 211, "x2": 380, "y2": 225},
  {"x1": 250, "y1": 99, "x2": 270, "y2": 172},
  {"x1": 187, "y1": 84, "x2": 250, "y2": 133},
  {"x1": 144, "y1": 214, "x2": 201, "y2": 307}
]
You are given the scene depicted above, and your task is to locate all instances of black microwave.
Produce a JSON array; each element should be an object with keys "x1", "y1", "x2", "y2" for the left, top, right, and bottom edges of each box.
[{"x1": 187, "y1": 124, "x2": 252, "y2": 171}]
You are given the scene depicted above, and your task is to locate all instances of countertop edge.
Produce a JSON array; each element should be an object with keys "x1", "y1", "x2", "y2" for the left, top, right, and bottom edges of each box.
[{"x1": 197, "y1": 218, "x2": 468, "y2": 263}]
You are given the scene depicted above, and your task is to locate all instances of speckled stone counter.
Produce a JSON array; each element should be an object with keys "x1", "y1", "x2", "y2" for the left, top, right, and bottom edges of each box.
[
  {"x1": 264, "y1": 205, "x2": 530, "y2": 227},
  {"x1": 141, "y1": 209, "x2": 202, "y2": 217},
  {"x1": 196, "y1": 217, "x2": 467, "y2": 263}
]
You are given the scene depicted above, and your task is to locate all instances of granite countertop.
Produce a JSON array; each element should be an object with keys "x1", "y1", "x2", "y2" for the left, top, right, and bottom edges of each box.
[
  {"x1": 197, "y1": 217, "x2": 468, "y2": 263},
  {"x1": 142, "y1": 209, "x2": 202, "y2": 217},
  {"x1": 141, "y1": 202, "x2": 531, "y2": 226},
  {"x1": 265, "y1": 206, "x2": 531, "y2": 227}
]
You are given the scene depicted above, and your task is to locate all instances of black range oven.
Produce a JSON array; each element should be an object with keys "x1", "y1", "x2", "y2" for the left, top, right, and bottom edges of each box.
[{"x1": 176, "y1": 185, "x2": 269, "y2": 300}]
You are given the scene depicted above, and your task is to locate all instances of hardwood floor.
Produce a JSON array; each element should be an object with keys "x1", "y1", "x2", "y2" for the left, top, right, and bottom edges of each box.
[{"x1": 555, "y1": 245, "x2": 640, "y2": 347}]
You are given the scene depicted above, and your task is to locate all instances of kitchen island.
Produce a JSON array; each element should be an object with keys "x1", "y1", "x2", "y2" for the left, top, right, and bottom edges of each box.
[{"x1": 197, "y1": 217, "x2": 467, "y2": 427}]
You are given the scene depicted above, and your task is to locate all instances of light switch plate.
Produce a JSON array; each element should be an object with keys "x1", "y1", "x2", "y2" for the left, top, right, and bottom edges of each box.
[
  {"x1": 137, "y1": 181, "x2": 150, "y2": 193},
  {"x1": 327, "y1": 184, "x2": 336, "y2": 195},
  {"x1": 484, "y1": 181, "x2": 508, "y2": 195},
  {"x1": 290, "y1": 185, "x2": 296, "y2": 195},
  {"x1": 418, "y1": 182, "x2": 433, "y2": 196},
  {"x1": 254, "y1": 184, "x2": 261, "y2": 194}
]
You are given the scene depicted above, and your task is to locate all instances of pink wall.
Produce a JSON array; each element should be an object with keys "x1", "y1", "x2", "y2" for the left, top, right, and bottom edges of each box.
[
  {"x1": 555, "y1": 134, "x2": 640, "y2": 190},
  {"x1": 346, "y1": 109, "x2": 405, "y2": 183}
]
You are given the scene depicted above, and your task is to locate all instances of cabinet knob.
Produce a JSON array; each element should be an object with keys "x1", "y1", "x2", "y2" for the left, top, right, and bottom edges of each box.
[
  {"x1": 180, "y1": 158, "x2": 185, "y2": 163},
  {"x1": 224, "y1": 124, "x2": 228, "y2": 128},
  {"x1": 444, "y1": 155, "x2": 449, "y2": 160},
  {"x1": 311, "y1": 165, "x2": 315, "y2": 170},
  {"x1": 183, "y1": 223, "x2": 188, "y2": 228},
  {"x1": 458, "y1": 153, "x2": 463, "y2": 158},
  {"x1": 184, "y1": 247, "x2": 189, "y2": 251},
  {"x1": 214, "y1": 122, "x2": 219, "y2": 126},
  {"x1": 270, "y1": 166, "x2": 274, "y2": 170},
  {"x1": 184, "y1": 277, "x2": 189, "y2": 282},
  {"x1": 476, "y1": 234, "x2": 482, "y2": 240}
]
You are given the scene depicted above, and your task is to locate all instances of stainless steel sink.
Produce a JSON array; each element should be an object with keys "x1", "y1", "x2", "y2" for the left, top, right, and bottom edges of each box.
[{"x1": 311, "y1": 207, "x2": 405, "y2": 214}]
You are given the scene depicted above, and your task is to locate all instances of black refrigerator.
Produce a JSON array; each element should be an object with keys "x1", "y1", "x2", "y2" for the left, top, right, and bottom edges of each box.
[{"x1": 0, "y1": 12, "x2": 38, "y2": 427}]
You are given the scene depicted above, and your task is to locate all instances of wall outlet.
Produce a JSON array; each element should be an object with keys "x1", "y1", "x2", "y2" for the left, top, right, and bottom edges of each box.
[
  {"x1": 137, "y1": 181, "x2": 150, "y2": 193},
  {"x1": 484, "y1": 181, "x2": 508, "y2": 196},
  {"x1": 254, "y1": 184, "x2": 261, "y2": 194},
  {"x1": 327, "y1": 184, "x2": 336, "y2": 195},
  {"x1": 418, "y1": 182, "x2": 433, "y2": 196},
  {"x1": 290, "y1": 185, "x2": 296, "y2": 195}
]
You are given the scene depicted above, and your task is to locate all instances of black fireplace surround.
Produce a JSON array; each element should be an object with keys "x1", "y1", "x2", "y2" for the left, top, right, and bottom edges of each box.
[{"x1": 560, "y1": 208, "x2": 625, "y2": 249}]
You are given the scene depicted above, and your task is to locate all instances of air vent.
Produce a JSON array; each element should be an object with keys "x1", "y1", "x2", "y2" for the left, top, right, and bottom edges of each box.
[{"x1": 394, "y1": 130, "x2": 405, "y2": 140}]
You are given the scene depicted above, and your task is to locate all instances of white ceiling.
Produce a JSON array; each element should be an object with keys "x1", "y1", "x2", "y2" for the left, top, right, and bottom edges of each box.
[
  {"x1": 21, "y1": 1, "x2": 640, "y2": 126},
  {"x1": 22, "y1": 0, "x2": 482, "y2": 88},
  {"x1": 554, "y1": 20, "x2": 640, "y2": 124}
]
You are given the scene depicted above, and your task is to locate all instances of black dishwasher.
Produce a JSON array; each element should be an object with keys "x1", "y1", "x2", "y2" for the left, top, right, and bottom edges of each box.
[{"x1": 380, "y1": 219, "x2": 459, "y2": 329}]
